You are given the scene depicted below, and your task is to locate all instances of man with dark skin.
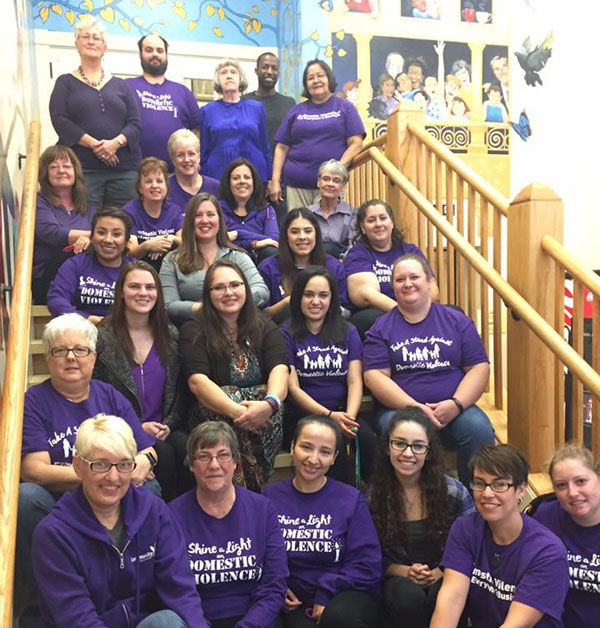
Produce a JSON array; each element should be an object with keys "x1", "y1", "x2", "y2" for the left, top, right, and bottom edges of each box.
[{"x1": 126, "y1": 34, "x2": 201, "y2": 169}]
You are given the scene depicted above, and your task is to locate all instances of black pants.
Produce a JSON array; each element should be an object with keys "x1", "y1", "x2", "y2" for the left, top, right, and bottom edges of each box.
[
  {"x1": 282, "y1": 590, "x2": 382, "y2": 628},
  {"x1": 382, "y1": 576, "x2": 442, "y2": 628},
  {"x1": 349, "y1": 308, "x2": 386, "y2": 340}
]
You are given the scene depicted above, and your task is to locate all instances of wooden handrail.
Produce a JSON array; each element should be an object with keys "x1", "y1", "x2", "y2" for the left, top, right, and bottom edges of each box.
[
  {"x1": 0, "y1": 121, "x2": 40, "y2": 627},
  {"x1": 359, "y1": 134, "x2": 387, "y2": 153},
  {"x1": 542, "y1": 234, "x2": 600, "y2": 298},
  {"x1": 366, "y1": 145, "x2": 600, "y2": 399},
  {"x1": 406, "y1": 120, "x2": 511, "y2": 217}
]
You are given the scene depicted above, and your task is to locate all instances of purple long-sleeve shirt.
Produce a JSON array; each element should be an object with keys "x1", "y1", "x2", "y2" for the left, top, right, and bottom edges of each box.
[
  {"x1": 219, "y1": 201, "x2": 279, "y2": 252},
  {"x1": 33, "y1": 194, "x2": 95, "y2": 281},
  {"x1": 263, "y1": 478, "x2": 382, "y2": 607},
  {"x1": 32, "y1": 485, "x2": 209, "y2": 628},
  {"x1": 49, "y1": 74, "x2": 142, "y2": 171},
  {"x1": 166, "y1": 174, "x2": 221, "y2": 213},
  {"x1": 169, "y1": 486, "x2": 288, "y2": 627}
]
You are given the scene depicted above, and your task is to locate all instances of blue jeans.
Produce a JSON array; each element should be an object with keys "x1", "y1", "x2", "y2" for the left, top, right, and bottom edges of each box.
[
  {"x1": 136, "y1": 610, "x2": 188, "y2": 628},
  {"x1": 84, "y1": 168, "x2": 137, "y2": 209},
  {"x1": 376, "y1": 405, "x2": 495, "y2": 487}
]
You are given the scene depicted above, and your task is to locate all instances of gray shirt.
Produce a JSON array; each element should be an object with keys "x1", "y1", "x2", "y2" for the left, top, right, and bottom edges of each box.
[
  {"x1": 159, "y1": 247, "x2": 268, "y2": 325},
  {"x1": 307, "y1": 199, "x2": 358, "y2": 250}
]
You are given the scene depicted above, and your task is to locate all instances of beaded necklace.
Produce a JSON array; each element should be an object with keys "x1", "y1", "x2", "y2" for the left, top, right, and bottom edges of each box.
[{"x1": 78, "y1": 65, "x2": 104, "y2": 88}]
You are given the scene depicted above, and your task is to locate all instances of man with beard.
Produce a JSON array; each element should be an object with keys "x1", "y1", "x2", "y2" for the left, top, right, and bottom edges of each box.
[
  {"x1": 241, "y1": 52, "x2": 295, "y2": 156},
  {"x1": 126, "y1": 34, "x2": 201, "y2": 169}
]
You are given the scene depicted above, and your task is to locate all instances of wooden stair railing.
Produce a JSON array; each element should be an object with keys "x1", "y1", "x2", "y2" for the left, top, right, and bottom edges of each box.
[
  {"x1": 347, "y1": 105, "x2": 600, "y2": 477},
  {"x1": 0, "y1": 120, "x2": 41, "y2": 627}
]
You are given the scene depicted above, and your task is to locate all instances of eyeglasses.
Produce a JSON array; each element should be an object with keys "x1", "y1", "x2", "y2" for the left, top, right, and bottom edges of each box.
[
  {"x1": 50, "y1": 346, "x2": 92, "y2": 358},
  {"x1": 470, "y1": 479, "x2": 515, "y2": 493},
  {"x1": 80, "y1": 458, "x2": 136, "y2": 474},
  {"x1": 389, "y1": 439, "x2": 430, "y2": 455},
  {"x1": 194, "y1": 451, "x2": 233, "y2": 464},
  {"x1": 209, "y1": 281, "x2": 244, "y2": 294}
]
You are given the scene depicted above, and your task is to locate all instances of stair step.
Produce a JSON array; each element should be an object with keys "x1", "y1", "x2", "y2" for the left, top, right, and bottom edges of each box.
[
  {"x1": 30, "y1": 339, "x2": 45, "y2": 355},
  {"x1": 32, "y1": 305, "x2": 51, "y2": 317},
  {"x1": 28, "y1": 374, "x2": 49, "y2": 388}
]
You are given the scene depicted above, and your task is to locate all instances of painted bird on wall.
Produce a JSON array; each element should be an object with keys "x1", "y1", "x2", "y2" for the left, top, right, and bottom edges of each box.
[{"x1": 514, "y1": 32, "x2": 554, "y2": 86}]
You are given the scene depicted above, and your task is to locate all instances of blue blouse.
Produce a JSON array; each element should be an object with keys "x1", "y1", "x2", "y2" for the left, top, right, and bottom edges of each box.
[{"x1": 199, "y1": 99, "x2": 272, "y2": 183}]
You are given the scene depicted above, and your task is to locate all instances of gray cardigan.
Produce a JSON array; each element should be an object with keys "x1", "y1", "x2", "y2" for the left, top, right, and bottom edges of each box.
[{"x1": 159, "y1": 247, "x2": 269, "y2": 325}]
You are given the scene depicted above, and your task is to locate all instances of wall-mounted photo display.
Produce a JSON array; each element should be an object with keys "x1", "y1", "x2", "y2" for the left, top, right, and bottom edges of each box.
[
  {"x1": 482, "y1": 44, "x2": 509, "y2": 120},
  {"x1": 401, "y1": 0, "x2": 441, "y2": 20},
  {"x1": 461, "y1": 0, "x2": 492, "y2": 24}
]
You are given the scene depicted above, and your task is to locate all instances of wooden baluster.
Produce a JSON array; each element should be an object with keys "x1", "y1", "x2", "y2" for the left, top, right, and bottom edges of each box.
[
  {"x1": 467, "y1": 186, "x2": 476, "y2": 322},
  {"x1": 493, "y1": 206, "x2": 503, "y2": 409},
  {"x1": 423, "y1": 144, "x2": 433, "y2": 273},
  {"x1": 372, "y1": 162, "x2": 379, "y2": 199},
  {"x1": 456, "y1": 176, "x2": 466, "y2": 312},
  {"x1": 366, "y1": 160, "x2": 373, "y2": 201},
  {"x1": 445, "y1": 164, "x2": 455, "y2": 304},
  {"x1": 572, "y1": 280, "x2": 584, "y2": 443},
  {"x1": 593, "y1": 295, "x2": 600, "y2": 457},
  {"x1": 554, "y1": 264, "x2": 566, "y2": 447},
  {"x1": 360, "y1": 164, "x2": 366, "y2": 205},
  {"x1": 480, "y1": 198, "x2": 490, "y2": 384},
  {"x1": 435, "y1": 154, "x2": 446, "y2": 303},
  {"x1": 348, "y1": 171, "x2": 356, "y2": 208}
]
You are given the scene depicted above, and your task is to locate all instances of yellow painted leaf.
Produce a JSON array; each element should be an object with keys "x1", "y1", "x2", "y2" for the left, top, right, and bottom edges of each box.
[
  {"x1": 118, "y1": 17, "x2": 130, "y2": 31},
  {"x1": 270, "y1": 8, "x2": 276, "y2": 16},
  {"x1": 99, "y1": 7, "x2": 114, "y2": 22},
  {"x1": 311, "y1": 30, "x2": 318, "y2": 40},
  {"x1": 82, "y1": 0, "x2": 94, "y2": 10},
  {"x1": 325, "y1": 44, "x2": 333, "y2": 57},
  {"x1": 252, "y1": 5, "x2": 258, "y2": 11},
  {"x1": 337, "y1": 48, "x2": 347, "y2": 57},
  {"x1": 40, "y1": 6, "x2": 50, "y2": 22},
  {"x1": 218, "y1": 7, "x2": 225, "y2": 20},
  {"x1": 206, "y1": 4, "x2": 215, "y2": 16},
  {"x1": 51, "y1": 4, "x2": 63, "y2": 15},
  {"x1": 133, "y1": 15, "x2": 144, "y2": 25},
  {"x1": 37, "y1": 2, "x2": 43, "y2": 7},
  {"x1": 244, "y1": 20, "x2": 251, "y2": 33},
  {"x1": 78, "y1": 13, "x2": 93, "y2": 21},
  {"x1": 252, "y1": 18, "x2": 261, "y2": 32},
  {"x1": 335, "y1": 30, "x2": 345, "y2": 40},
  {"x1": 104, "y1": 0, "x2": 115, "y2": 4},
  {"x1": 131, "y1": 0, "x2": 143, "y2": 7},
  {"x1": 172, "y1": 5, "x2": 186, "y2": 19},
  {"x1": 65, "y1": 10, "x2": 75, "y2": 23},
  {"x1": 188, "y1": 20, "x2": 197, "y2": 30},
  {"x1": 213, "y1": 26, "x2": 223, "y2": 37}
]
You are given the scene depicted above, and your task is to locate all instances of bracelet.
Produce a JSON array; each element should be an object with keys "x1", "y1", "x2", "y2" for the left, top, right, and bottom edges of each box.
[
  {"x1": 264, "y1": 393, "x2": 281, "y2": 410},
  {"x1": 144, "y1": 451, "x2": 157, "y2": 468},
  {"x1": 327, "y1": 409, "x2": 332, "y2": 417},
  {"x1": 264, "y1": 396, "x2": 278, "y2": 416},
  {"x1": 451, "y1": 397, "x2": 465, "y2": 413},
  {"x1": 252, "y1": 240, "x2": 258, "y2": 251}
]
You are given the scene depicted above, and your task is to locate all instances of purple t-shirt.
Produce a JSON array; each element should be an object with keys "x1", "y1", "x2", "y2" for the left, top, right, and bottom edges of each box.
[
  {"x1": 257, "y1": 254, "x2": 350, "y2": 309},
  {"x1": 442, "y1": 513, "x2": 569, "y2": 628},
  {"x1": 363, "y1": 303, "x2": 488, "y2": 403},
  {"x1": 343, "y1": 240, "x2": 429, "y2": 299},
  {"x1": 33, "y1": 194, "x2": 95, "y2": 281},
  {"x1": 220, "y1": 202, "x2": 280, "y2": 252},
  {"x1": 534, "y1": 499, "x2": 600, "y2": 628},
  {"x1": 122, "y1": 198, "x2": 184, "y2": 242},
  {"x1": 169, "y1": 486, "x2": 288, "y2": 626},
  {"x1": 263, "y1": 478, "x2": 382, "y2": 607},
  {"x1": 47, "y1": 253, "x2": 132, "y2": 318},
  {"x1": 22, "y1": 379, "x2": 154, "y2": 463},
  {"x1": 166, "y1": 174, "x2": 221, "y2": 213},
  {"x1": 125, "y1": 76, "x2": 202, "y2": 168},
  {"x1": 281, "y1": 323, "x2": 362, "y2": 410},
  {"x1": 132, "y1": 343, "x2": 166, "y2": 422},
  {"x1": 274, "y1": 96, "x2": 365, "y2": 189}
]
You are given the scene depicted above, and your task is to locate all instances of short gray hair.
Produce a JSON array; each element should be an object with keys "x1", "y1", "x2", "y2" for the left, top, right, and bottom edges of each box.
[
  {"x1": 213, "y1": 58, "x2": 249, "y2": 94},
  {"x1": 75, "y1": 414, "x2": 137, "y2": 460},
  {"x1": 318, "y1": 159, "x2": 349, "y2": 183},
  {"x1": 167, "y1": 129, "x2": 200, "y2": 161},
  {"x1": 43, "y1": 313, "x2": 98, "y2": 355},
  {"x1": 75, "y1": 15, "x2": 107, "y2": 45},
  {"x1": 185, "y1": 422, "x2": 240, "y2": 466}
]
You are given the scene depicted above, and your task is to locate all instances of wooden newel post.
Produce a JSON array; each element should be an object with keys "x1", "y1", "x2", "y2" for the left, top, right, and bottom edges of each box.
[
  {"x1": 507, "y1": 183, "x2": 564, "y2": 472},
  {"x1": 385, "y1": 102, "x2": 425, "y2": 244}
]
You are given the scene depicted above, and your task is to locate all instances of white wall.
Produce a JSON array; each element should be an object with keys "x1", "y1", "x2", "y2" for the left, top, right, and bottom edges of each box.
[{"x1": 510, "y1": 1, "x2": 600, "y2": 269}]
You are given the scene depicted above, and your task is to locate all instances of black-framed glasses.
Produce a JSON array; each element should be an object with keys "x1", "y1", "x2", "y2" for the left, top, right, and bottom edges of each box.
[
  {"x1": 194, "y1": 451, "x2": 233, "y2": 464},
  {"x1": 470, "y1": 479, "x2": 515, "y2": 493},
  {"x1": 389, "y1": 439, "x2": 430, "y2": 455},
  {"x1": 209, "y1": 281, "x2": 244, "y2": 294},
  {"x1": 50, "y1": 346, "x2": 92, "y2": 358},
  {"x1": 80, "y1": 458, "x2": 136, "y2": 474}
]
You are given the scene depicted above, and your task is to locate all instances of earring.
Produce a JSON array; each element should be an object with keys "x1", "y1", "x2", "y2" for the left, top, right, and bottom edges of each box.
[{"x1": 517, "y1": 497, "x2": 522, "y2": 504}]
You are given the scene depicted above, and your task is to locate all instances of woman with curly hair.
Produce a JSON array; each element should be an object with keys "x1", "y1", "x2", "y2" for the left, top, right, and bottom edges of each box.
[{"x1": 369, "y1": 406, "x2": 474, "y2": 628}]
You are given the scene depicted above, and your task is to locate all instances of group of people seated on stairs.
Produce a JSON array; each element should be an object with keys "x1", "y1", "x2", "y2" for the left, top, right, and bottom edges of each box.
[{"x1": 18, "y1": 13, "x2": 599, "y2": 628}]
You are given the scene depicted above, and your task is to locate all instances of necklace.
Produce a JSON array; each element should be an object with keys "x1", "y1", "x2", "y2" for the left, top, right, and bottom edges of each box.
[{"x1": 78, "y1": 65, "x2": 104, "y2": 88}]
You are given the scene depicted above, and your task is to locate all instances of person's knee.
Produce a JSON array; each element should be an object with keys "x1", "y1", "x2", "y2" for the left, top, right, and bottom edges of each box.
[
  {"x1": 459, "y1": 406, "x2": 495, "y2": 443},
  {"x1": 18, "y1": 483, "x2": 57, "y2": 526},
  {"x1": 136, "y1": 610, "x2": 187, "y2": 628},
  {"x1": 375, "y1": 407, "x2": 397, "y2": 435},
  {"x1": 320, "y1": 592, "x2": 380, "y2": 628},
  {"x1": 384, "y1": 576, "x2": 427, "y2": 615}
]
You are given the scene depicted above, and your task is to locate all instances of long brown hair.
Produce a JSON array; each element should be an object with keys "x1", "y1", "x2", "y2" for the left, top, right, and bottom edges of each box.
[
  {"x1": 103, "y1": 261, "x2": 173, "y2": 365},
  {"x1": 174, "y1": 193, "x2": 241, "y2": 274},
  {"x1": 199, "y1": 259, "x2": 265, "y2": 358},
  {"x1": 38, "y1": 145, "x2": 88, "y2": 212}
]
